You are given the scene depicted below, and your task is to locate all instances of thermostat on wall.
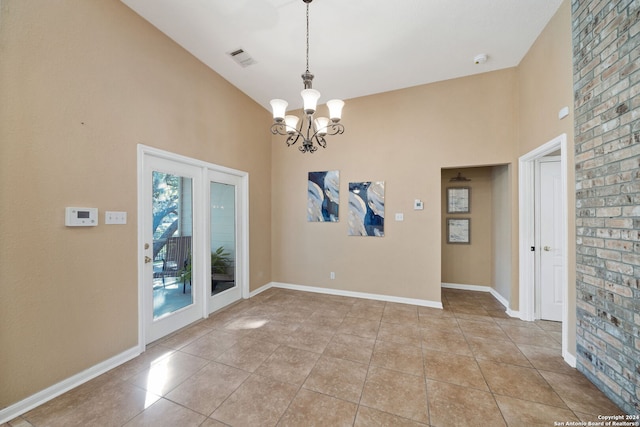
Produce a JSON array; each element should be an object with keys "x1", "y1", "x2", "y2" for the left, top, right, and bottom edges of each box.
[{"x1": 65, "y1": 207, "x2": 98, "y2": 226}]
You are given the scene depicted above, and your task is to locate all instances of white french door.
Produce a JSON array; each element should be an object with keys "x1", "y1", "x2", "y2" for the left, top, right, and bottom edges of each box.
[
  {"x1": 208, "y1": 171, "x2": 244, "y2": 314},
  {"x1": 142, "y1": 154, "x2": 204, "y2": 344},
  {"x1": 138, "y1": 145, "x2": 248, "y2": 346}
]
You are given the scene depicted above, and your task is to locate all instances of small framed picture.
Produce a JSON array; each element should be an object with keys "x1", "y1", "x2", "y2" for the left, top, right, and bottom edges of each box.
[
  {"x1": 447, "y1": 218, "x2": 470, "y2": 244},
  {"x1": 447, "y1": 187, "x2": 470, "y2": 214}
]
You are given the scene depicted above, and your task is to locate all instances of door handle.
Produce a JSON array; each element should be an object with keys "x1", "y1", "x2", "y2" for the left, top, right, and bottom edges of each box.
[
  {"x1": 543, "y1": 246, "x2": 551, "y2": 251},
  {"x1": 144, "y1": 256, "x2": 152, "y2": 264}
]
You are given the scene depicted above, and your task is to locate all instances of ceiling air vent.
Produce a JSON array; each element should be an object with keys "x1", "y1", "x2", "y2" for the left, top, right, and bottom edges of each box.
[{"x1": 227, "y1": 48, "x2": 256, "y2": 68}]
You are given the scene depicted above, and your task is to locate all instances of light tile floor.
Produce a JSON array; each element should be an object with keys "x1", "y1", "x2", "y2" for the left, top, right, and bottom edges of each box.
[{"x1": 5, "y1": 288, "x2": 625, "y2": 426}]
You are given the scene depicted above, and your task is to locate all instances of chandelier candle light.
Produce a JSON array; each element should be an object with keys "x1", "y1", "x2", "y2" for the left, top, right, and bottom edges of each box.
[{"x1": 270, "y1": 0, "x2": 345, "y2": 153}]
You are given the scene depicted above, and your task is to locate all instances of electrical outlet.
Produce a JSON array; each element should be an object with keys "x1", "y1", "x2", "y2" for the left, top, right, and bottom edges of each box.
[{"x1": 330, "y1": 272, "x2": 335, "y2": 280}]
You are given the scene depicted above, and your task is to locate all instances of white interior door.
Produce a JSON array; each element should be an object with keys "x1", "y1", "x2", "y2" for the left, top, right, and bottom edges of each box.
[
  {"x1": 537, "y1": 158, "x2": 563, "y2": 321},
  {"x1": 208, "y1": 170, "x2": 244, "y2": 314},
  {"x1": 142, "y1": 154, "x2": 204, "y2": 344}
]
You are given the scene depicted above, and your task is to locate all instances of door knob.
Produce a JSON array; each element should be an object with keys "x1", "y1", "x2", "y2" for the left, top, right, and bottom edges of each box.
[
  {"x1": 543, "y1": 246, "x2": 551, "y2": 251},
  {"x1": 144, "y1": 256, "x2": 152, "y2": 264}
]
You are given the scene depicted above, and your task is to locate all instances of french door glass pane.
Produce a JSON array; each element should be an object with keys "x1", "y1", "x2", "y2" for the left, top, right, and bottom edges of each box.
[
  {"x1": 152, "y1": 171, "x2": 193, "y2": 319},
  {"x1": 210, "y1": 182, "x2": 236, "y2": 295}
]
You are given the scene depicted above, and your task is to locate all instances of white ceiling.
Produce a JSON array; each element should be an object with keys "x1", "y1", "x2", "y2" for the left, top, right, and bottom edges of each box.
[{"x1": 120, "y1": 0, "x2": 563, "y2": 112}]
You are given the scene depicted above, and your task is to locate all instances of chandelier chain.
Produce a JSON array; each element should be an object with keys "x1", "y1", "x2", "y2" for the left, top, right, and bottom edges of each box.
[{"x1": 305, "y1": 3, "x2": 310, "y2": 72}]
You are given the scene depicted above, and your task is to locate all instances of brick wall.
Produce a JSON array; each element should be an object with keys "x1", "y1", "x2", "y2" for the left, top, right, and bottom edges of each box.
[{"x1": 573, "y1": 0, "x2": 640, "y2": 415}]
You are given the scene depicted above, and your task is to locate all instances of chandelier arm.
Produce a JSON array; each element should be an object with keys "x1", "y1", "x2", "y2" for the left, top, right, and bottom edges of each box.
[
  {"x1": 313, "y1": 134, "x2": 327, "y2": 149},
  {"x1": 270, "y1": 123, "x2": 301, "y2": 147},
  {"x1": 286, "y1": 133, "x2": 301, "y2": 147},
  {"x1": 325, "y1": 123, "x2": 345, "y2": 136},
  {"x1": 308, "y1": 123, "x2": 344, "y2": 141},
  {"x1": 272, "y1": 120, "x2": 344, "y2": 152},
  {"x1": 270, "y1": 123, "x2": 290, "y2": 137},
  {"x1": 271, "y1": 119, "x2": 330, "y2": 148}
]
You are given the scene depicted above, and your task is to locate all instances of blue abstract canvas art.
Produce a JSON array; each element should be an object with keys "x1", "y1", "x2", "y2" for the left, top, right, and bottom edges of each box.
[
  {"x1": 348, "y1": 181, "x2": 385, "y2": 236},
  {"x1": 308, "y1": 171, "x2": 340, "y2": 222}
]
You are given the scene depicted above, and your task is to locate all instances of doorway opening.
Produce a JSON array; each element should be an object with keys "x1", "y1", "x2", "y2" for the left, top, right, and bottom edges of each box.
[
  {"x1": 518, "y1": 134, "x2": 571, "y2": 365},
  {"x1": 440, "y1": 165, "x2": 512, "y2": 310}
]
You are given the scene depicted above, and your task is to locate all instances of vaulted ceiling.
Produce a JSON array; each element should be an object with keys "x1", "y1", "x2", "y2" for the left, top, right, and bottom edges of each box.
[{"x1": 121, "y1": 0, "x2": 564, "y2": 111}]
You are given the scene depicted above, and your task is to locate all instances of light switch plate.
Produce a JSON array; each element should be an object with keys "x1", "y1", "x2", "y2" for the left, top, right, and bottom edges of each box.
[{"x1": 105, "y1": 211, "x2": 127, "y2": 225}]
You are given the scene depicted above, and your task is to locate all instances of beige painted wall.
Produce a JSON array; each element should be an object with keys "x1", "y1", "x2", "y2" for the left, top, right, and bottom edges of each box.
[
  {"x1": 517, "y1": 0, "x2": 576, "y2": 355},
  {"x1": 441, "y1": 167, "x2": 495, "y2": 286},
  {"x1": 0, "y1": 0, "x2": 574, "y2": 412},
  {"x1": 0, "y1": 0, "x2": 272, "y2": 408},
  {"x1": 271, "y1": 69, "x2": 519, "y2": 303}
]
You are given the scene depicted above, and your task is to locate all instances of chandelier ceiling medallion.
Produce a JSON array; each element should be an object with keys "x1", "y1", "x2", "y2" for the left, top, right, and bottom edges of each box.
[{"x1": 269, "y1": 0, "x2": 345, "y2": 153}]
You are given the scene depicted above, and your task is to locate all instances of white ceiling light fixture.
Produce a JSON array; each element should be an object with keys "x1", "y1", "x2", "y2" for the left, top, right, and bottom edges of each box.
[{"x1": 269, "y1": 0, "x2": 345, "y2": 153}]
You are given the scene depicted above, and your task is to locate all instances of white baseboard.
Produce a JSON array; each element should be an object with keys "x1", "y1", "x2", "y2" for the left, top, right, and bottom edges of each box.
[
  {"x1": 0, "y1": 346, "x2": 140, "y2": 424},
  {"x1": 441, "y1": 282, "x2": 519, "y2": 318},
  {"x1": 505, "y1": 307, "x2": 521, "y2": 318},
  {"x1": 258, "y1": 282, "x2": 443, "y2": 309},
  {"x1": 442, "y1": 282, "x2": 495, "y2": 293},
  {"x1": 249, "y1": 281, "x2": 275, "y2": 298},
  {"x1": 563, "y1": 349, "x2": 577, "y2": 367}
]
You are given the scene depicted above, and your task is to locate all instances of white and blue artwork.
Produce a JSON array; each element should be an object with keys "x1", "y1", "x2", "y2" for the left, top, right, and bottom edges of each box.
[
  {"x1": 348, "y1": 181, "x2": 385, "y2": 236},
  {"x1": 308, "y1": 171, "x2": 340, "y2": 222}
]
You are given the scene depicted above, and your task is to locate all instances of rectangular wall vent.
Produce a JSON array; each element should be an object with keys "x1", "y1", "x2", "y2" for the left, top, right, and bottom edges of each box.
[{"x1": 227, "y1": 48, "x2": 256, "y2": 68}]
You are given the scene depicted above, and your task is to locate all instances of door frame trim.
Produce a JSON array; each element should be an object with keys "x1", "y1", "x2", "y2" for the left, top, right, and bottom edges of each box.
[
  {"x1": 137, "y1": 144, "x2": 249, "y2": 352},
  {"x1": 518, "y1": 134, "x2": 570, "y2": 364}
]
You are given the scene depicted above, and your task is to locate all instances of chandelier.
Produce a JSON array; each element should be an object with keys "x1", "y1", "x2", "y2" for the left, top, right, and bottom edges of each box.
[{"x1": 269, "y1": 0, "x2": 345, "y2": 153}]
